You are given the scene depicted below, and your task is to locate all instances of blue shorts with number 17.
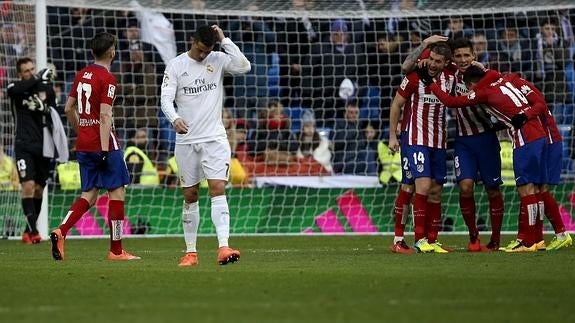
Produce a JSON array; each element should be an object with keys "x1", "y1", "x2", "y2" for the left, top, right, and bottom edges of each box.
[{"x1": 76, "y1": 150, "x2": 130, "y2": 191}]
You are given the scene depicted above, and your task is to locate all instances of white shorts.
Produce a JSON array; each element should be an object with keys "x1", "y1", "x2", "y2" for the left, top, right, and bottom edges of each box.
[{"x1": 175, "y1": 138, "x2": 231, "y2": 187}]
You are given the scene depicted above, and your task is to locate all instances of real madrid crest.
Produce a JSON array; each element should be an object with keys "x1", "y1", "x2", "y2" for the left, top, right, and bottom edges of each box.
[{"x1": 206, "y1": 65, "x2": 214, "y2": 73}]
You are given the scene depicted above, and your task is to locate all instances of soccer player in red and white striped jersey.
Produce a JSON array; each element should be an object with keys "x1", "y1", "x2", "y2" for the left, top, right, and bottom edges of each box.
[
  {"x1": 507, "y1": 73, "x2": 572, "y2": 250},
  {"x1": 426, "y1": 66, "x2": 547, "y2": 252},
  {"x1": 388, "y1": 103, "x2": 415, "y2": 254},
  {"x1": 50, "y1": 32, "x2": 140, "y2": 261},
  {"x1": 389, "y1": 42, "x2": 456, "y2": 253},
  {"x1": 448, "y1": 39, "x2": 505, "y2": 252},
  {"x1": 403, "y1": 38, "x2": 505, "y2": 252}
]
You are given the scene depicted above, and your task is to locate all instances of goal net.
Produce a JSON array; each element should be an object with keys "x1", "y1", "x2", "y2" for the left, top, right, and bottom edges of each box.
[{"x1": 1, "y1": 0, "x2": 574, "y2": 239}]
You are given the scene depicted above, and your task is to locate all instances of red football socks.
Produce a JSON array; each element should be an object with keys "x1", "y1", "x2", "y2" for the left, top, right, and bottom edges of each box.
[
  {"x1": 394, "y1": 189, "x2": 412, "y2": 237},
  {"x1": 413, "y1": 193, "x2": 427, "y2": 241},
  {"x1": 459, "y1": 196, "x2": 478, "y2": 237},
  {"x1": 60, "y1": 198, "x2": 91, "y2": 236},
  {"x1": 108, "y1": 200, "x2": 125, "y2": 255}
]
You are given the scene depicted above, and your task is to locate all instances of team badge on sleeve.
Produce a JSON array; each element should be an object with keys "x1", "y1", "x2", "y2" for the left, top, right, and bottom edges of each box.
[
  {"x1": 400, "y1": 77, "x2": 409, "y2": 91},
  {"x1": 162, "y1": 73, "x2": 169, "y2": 88},
  {"x1": 467, "y1": 91, "x2": 476, "y2": 100},
  {"x1": 107, "y1": 85, "x2": 116, "y2": 98}
]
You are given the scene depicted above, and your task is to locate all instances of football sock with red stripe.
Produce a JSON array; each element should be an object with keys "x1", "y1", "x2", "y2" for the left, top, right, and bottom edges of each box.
[
  {"x1": 541, "y1": 191, "x2": 566, "y2": 234},
  {"x1": 108, "y1": 200, "x2": 125, "y2": 255},
  {"x1": 427, "y1": 201, "x2": 441, "y2": 243},
  {"x1": 488, "y1": 193, "x2": 504, "y2": 243},
  {"x1": 518, "y1": 194, "x2": 538, "y2": 247},
  {"x1": 459, "y1": 196, "x2": 478, "y2": 237},
  {"x1": 413, "y1": 193, "x2": 427, "y2": 241},
  {"x1": 60, "y1": 198, "x2": 90, "y2": 236},
  {"x1": 394, "y1": 188, "x2": 412, "y2": 238}
]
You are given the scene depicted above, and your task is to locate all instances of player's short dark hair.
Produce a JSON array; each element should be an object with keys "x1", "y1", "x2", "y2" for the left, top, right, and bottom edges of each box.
[
  {"x1": 16, "y1": 57, "x2": 33, "y2": 73},
  {"x1": 430, "y1": 42, "x2": 452, "y2": 60},
  {"x1": 463, "y1": 65, "x2": 486, "y2": 85},
  {"x1": 450, "y1": 37, "x2": 473, "y2": 53},
  {"x1": 91, "y1": 32, "x2": 117, "y2": 59},
  {"x1": 193, "y1": 25, "x2": 216, "y2": 47}
]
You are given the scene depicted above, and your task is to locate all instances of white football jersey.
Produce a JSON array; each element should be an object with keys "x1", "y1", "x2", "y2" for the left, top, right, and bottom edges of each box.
[{"x1": 160, "y1": 37, "x2": 251, "y2": 144}]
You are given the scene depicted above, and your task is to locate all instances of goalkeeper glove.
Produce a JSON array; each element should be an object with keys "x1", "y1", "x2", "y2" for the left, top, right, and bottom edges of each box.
[
  {"x1": 37, "y1": 68, "x2": 56, "y2": 83},
  {"x1": 510, "y1": 113, "x2": 527, "y2": 129},
  {"x1": 416, "y1": 67, "x2": 434, "y2": 86},
  {"x1": 98, "y1": 151, "x2": 110, "y2": 171},
  {"x1": 23, "y1": 94, "x2": 45, "y2": 112}
]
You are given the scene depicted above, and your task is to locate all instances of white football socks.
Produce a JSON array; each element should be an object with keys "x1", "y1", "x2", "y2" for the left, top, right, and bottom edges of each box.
[
  {"x1": 182, "y1": 201, "x2": 200, "y2": 253},
  {"x1": 210, "y1": 195, "x2": 230, "y2": 248}
]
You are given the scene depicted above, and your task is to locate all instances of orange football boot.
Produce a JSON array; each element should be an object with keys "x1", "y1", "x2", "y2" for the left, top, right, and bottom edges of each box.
[
  {"x1": 49, "y1": 229, "x2": 65, "y2": 260},
  {"x1": 178, "y1": 252, "x2": 199, "y2": 267},
  {"x1": 217, "y1": 246, "x2": 240, "y2": 265},
  {"x1": 108, "y1": 250, "x2": 141, "y2": 261}
]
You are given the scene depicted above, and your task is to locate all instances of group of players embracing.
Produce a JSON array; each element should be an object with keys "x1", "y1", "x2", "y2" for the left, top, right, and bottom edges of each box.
[{"x1": 388, "y1": 35, "x2": 573, "y2": 254}]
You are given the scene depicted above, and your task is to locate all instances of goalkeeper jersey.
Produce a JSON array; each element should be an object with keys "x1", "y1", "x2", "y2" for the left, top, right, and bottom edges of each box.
[
  {"x1": 160, "y1": 37, "x2": 251, "y2": 144},
  {"x1": 6, "y1": 78, "x2": 56, "y2": 154}
]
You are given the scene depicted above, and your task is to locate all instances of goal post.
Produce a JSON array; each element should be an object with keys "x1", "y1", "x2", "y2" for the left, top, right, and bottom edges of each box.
[{"x1": 1, "y1": 0, "x2": 574, "y2": 239}]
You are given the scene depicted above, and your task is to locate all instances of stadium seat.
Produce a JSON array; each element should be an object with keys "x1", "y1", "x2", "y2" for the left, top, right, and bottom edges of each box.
[
  {"x1": 557, "y1": 124, "x2": 573, "y2": 173},
  {"x1": 564, "y1": 61, "x2": 575, "y2": 102},
  {"x1": 553, "y1": 103, "x2": 574, "y2": 125},
  {"x1": 360, "y1": 86, "x2": 381, "y2": 121},
  {"x1": 284, "y1": 106, "x2": 307, "y2": 133},
  {"x1": 267, "y1": 52, "x2": 280, "y2": 98}
]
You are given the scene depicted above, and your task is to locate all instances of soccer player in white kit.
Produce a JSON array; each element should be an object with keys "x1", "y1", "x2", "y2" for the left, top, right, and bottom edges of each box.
[{"x1": 160, "y1": 25, "x2": 251, "y2": 266}]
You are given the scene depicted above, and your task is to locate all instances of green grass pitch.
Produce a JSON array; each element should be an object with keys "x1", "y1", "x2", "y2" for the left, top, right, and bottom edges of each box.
[{"x1": 1, "y1": 235, "x2": 574, "y2": 323}]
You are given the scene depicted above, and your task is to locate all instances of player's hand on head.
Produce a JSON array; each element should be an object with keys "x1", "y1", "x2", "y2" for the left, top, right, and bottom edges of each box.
[
  {"x1": 422, "y1": 35, "x2": 449, "y2": 46},
  {"x1": 173, "y1": 118, "x2": 189, "y2": 134},
  {"x1": 510, "y1": 113, "x2": 527, "y2": 129},
  {"x1": 416, "y1": 59, "x2": 429, "y2": 69},
  {"x1": 211, "y1": 25, "x2": 225, "y2": 42},
  {"x1": 416, "y1": 67, "x2": 433, "y2": 86},
  {"x1": 470, "y1": 61, "x2": 486, "y2": 71},
  {"x1": 37, "y1": 68, "x2": 56, "y2": 83}
]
